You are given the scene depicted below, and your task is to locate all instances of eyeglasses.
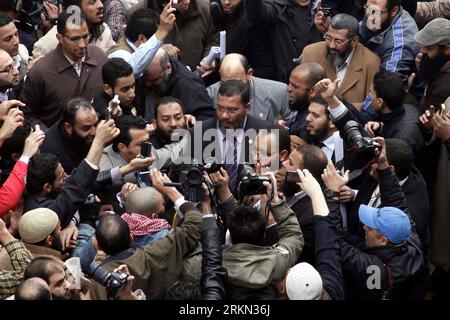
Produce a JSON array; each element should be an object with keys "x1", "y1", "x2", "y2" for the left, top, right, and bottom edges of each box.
[
  {"x1": 216, "y1": 105, "x2": 240, "y2": 115},
  {"x1": 364, "y1": 5, "x2": 388, "y2": 15},
  {"x1": 323, "y1": 34, "x2": 352, "y2": 46},
  {"x1": 61, "y1": 33, "x2": 91, "y2": 42},
  {"x1": 0, "y1": 64, "x2": 15, "y2": 74}
]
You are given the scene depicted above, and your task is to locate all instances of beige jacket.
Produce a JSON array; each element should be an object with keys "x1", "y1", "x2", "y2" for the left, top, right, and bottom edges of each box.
[{"x1": 32, "y1": 23, "x2": 115, "y2": 59}]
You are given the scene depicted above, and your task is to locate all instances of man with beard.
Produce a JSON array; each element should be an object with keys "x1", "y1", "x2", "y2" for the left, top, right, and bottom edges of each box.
[
  {"x1": 414, "y1": 18, "x2": 450, "y2": 111},
  {"x1": 21, "y1": 11, "x2": 107, "y2": 129},
  {"x1": 139, "y1": 48, "x2": 215, "y2": 121},
  {"x1": 0, "y1": 48, "x2": 19, "y2": 102},
  {"x1": 42, "y1": 98, "x2": 102, "y2": 175},
  {"x1": 0, "y1": 13, "x2": 29, "y2": 98},
  {"x1": 150, "y1": 96, "x2": 187, "y2": 149},
  {"x1": 358, "y1": 0, "x2": 419, "y2": 113},
  {"x1": 302, "y1": 13, "x2": 380, "y2": 109},
  {"x1": 32, "y1": 0, "x2": 115, "y2": 59},
  {"x1": 286, "y1": 63, "x2": 326, "y2": 141},
  {"x1": 207, "y1": 53, "x2": 294, "y2": 124},
  {"x1": 281, "y1": 144, "x2": 328, "y2": 265}
]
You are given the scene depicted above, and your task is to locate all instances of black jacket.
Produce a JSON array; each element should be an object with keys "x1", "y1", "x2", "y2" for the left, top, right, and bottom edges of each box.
[
  {"x1": 339, "y1": 168, "x2": 424, "y2": 300},
  {"x1": 247, "y1": 0, "x2": 322, "y2": 82},
  {"x1": 314, "y1": 198, "x2": 346, "y2": 300},
  {"x1": 214, "y1": 1, "x2": 275, "y2": 80},
  {"x1": 201, "y1": 216, "x2": 227, "y2": 300},
  {"x1": 24, "y1": 160, "x2": 99, "y2": 228},
  {"x1": 138, "y1": 58, "x2": 215, "y2": 122}
]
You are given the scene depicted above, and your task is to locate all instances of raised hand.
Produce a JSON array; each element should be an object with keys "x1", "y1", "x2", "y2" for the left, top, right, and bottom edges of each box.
[
  {"x1": 156, "y1": 3, "x2": 177, "y2": 41},
  {"x1": 93, "y1": 119, "x2": 120, "y2": 146},
  {"x1": 22, "y1": 129, "x2": 46, "y2": 158},
  {"x1": 321, "y1": 160, "x2": 349, "y2": 192}
]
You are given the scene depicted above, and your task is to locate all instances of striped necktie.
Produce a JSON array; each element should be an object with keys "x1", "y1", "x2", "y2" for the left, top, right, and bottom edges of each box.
[{"x1": 224, "y1": 137, "x2": 239, "y2": 195}]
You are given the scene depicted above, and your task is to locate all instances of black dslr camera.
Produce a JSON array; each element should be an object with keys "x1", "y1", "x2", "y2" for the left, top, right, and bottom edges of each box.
[
  {"x1": 88, "y1": 261, "x2": 128, "y2": 300},
  {"x1": 341, "y1": 120, "x2": 380, "y2": 168},
  {"x1": 238, "y1": 164, "x2": 272, "y2": 200},
  {"x1": 168, "y1": 158, "x2": 223, "y2": 202}
]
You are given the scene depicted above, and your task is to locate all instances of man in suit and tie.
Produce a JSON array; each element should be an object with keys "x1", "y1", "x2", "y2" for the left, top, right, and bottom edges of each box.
[
  {"x1": 302, "y1": 13, "x2": 380, "y2": 109},
  {"x1": 189, "y1": 79, "x2": 270, "y2": 194},
  {"x1": 207, "y1": 53, "x2": 294, "y2": 124}
]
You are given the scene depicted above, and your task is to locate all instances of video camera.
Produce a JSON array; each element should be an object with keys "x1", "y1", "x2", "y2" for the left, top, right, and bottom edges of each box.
[
  {"x1": 16, "y1": 0, "x2": 62, "y2": 34},
  {"x1": 165, "y1": 158, "x2": 223, "y2": 202},
  {"x1": 87, "y1": 261, "x2": 128, "y2": 300},
  {"x1": 341, "y1": 120, "x2": 380, "y2": 168},
  {"x1": 237, "y1": 163, "x2": 272, "y2": 200}
]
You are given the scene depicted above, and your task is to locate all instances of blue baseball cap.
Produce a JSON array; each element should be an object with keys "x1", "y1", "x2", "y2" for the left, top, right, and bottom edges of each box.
[{"x1": 358, "y1": 205, "x2": 411, "y2": 244}]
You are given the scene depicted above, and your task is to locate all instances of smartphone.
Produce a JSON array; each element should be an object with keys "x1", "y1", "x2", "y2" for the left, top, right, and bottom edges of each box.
[
  {"x1": 140, "y1": 141, "x2": 153, "y2": 158},
  {"x1": 35, "y1": 124, "x2": 41, "y2": 132},
  {"x1": 285, "y1": 170, "x2": 300, "y2": 183},
  {"x1": 429, "y1": 105, "x2": 435, "y2": 117}
]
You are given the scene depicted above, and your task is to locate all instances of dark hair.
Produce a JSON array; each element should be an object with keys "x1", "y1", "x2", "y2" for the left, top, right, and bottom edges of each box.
[
  {"x1": 228, "y1": 206, "x2": 265, "y2": 246},
  {"x1": 24, "y1": 257, "x2": 64, "y2": 284},
  {"x1": 294, "y1": 63, "x2": 327, "y2": 90},
  {"x1": 0, "y1": 11, "x2": 13, "y2": 27},
  {"x1": 62, "y1": 0, "x2": 82, "y2": 8},
  {"x1": 218, "y1": 54, "x2": 251, "y2": 73},
  {"x1": 330, "y1": 13, "x2": 359, "y2": 38},
  {"x1": 26, "y1": 153, "x2": 60, "y2": 196},
  {"x1": 218, "y1": 80, "x2": 250, "y2": 106},
  {"x1": 95, "y1": 214, "x2": 131, "y2": 256},
  {"x1": 63, "y1": 97, "x2": 95, "y2": 127},
  {"x1": 262, "y1": 124, "x2": 291, "y2": 154},
  {"x1": 125, "y1": 8, "x2": 159, "y2": 42},
  {"x1": 310, "y1": 94, "x2": 330, "y2": 117},
  {"x1": 295, "y1": 144, "x2": 328, "y2": 184},
  {"x1": 57, "y1": 10, "x2": 87, "y2": 35},
  {"x1": 0, "y1": 122, "x2": 31, "y2": 163},
  {"x1": 385, "y1": 138, "x2": 412, "y2": 180},
  {"x1": 387, "y1": 0, "x2": 402, "y2": 10},
  {"x1": 154, "y1": 96, "x2": 185, "y2": 119},
  {"x1": 373, "y1": 71, "x2": 405, "y2": 110},
  {"x1": 15, "y1": 278, "x2": 52, "y2": 300},
  {"x1": 112, "y1": 115, "x2": 147, "y2": 152},
  {"x1": 166, "y1": 277, "x2": 201, "y2": 300},
  {"x1": 0, "y1": 0, "x2": 15, "y2": 12},
  {"x1": 102, "y1": 58, "x2": 133, "y2": 88}
]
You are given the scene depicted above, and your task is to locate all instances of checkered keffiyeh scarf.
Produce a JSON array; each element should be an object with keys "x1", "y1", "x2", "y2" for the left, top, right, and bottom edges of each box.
[{"x1": 121, "y1": 213, "x2": 171, "y2": 237}]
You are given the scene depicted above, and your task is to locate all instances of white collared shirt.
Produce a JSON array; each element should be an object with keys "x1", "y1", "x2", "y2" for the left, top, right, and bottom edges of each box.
[
  {"x1": 335, "y1": 47, "x2": 355, "y2": 83},
  {"x1": 320, "y1": 131, "x2": 345, "y2": 168}
]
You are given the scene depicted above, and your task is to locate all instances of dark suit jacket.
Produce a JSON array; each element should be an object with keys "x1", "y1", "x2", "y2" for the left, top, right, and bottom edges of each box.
[{"x1": 189, "y1": 115, "x2": 271, "y2": 164}]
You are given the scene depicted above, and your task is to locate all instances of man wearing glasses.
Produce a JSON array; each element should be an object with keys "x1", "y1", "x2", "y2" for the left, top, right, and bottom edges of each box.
[
  {"x1": 302, "y1": 13, "x2": 380, "y2": 109},
  {"x1": 20, "y1": 11, "x2": 107, "y2": 130},
  {"x1": 0, "y1": 49, "x2": 19, "y2": 103},
  {"x1": 359, "y1": 0, "x2": 419, "y2": 89}
]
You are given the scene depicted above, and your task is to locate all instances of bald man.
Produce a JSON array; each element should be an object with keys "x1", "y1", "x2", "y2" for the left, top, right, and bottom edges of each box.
[
  {"x1": 139, "y1": 48, "x2": 215, "y2": 122},
  {"x1": 206, "y1": 53, "x2": 294, "y2": 123},
  {"x1": 122, "y1": 187, "x2": 172, "y2": 248},
  {"x1": 15, "y1": 277, "x2": 52, "y2": 300},
  {"x1": 0, "y1": 48, "x2": 20, "y2": 102}
]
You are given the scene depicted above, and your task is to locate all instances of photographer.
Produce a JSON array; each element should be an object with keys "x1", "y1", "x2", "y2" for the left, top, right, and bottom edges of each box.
[
  {"x1": 88, "y1": 168, "x2": 203, "y2": 299},
  {"x1": 209, "y1": 168, "x2": 303, "y2": 299},
  {"x1": 321, "y1": 136, "x2": 424, "y2": 299},
  {"x1": 315, "y1": 72, "x2": 424, "y2": 162}
]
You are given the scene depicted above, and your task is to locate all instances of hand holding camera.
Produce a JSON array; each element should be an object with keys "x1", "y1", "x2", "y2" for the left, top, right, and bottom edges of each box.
[
  {"x1": 313, "y1": 1, "x2": 332, "y2": 34},
  {"x1": 149, "y1": 168, "x2": 183, "y2": 203},
  {"x1": 107, "y1": 95, "x2": 122, "y2": 120},
  {"x1": 94, "y1": 119, "x2": 120, "y2": 146},
  {"x1": 321, "y1": 160, "x2": 349, "y2": 193},
  {"x1": 22, "y1": 128, "x2": 46, "y2": 158},
  {"x1": 372, "y1": 136, "x2": 389, "y2": 170}
]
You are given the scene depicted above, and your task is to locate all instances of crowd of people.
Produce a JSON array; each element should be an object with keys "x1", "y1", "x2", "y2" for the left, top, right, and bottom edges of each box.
[{"x1": 0, "y1": 0, "x2": 450, "y2": 301}]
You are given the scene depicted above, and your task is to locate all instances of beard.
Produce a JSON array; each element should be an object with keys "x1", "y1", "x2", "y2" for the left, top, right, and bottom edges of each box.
[
  {"x1": 418, "y1": 50, "x2": 450, "y2": 81},
  {"x1": 290, "y1": 92, "x2": 310, "y2": 112},
  {"x1": 70, "y1": 130, "x2": 92, "y2": 155},
  {"x1": 307, "y1": 123, "x2": 331, "y2": 144},
  {"x1": 281, "y1": 180, "x2": 301, "y2": 197},
  {"x1": 326, "y1": 47, "x2": 352, "y2": 68}
]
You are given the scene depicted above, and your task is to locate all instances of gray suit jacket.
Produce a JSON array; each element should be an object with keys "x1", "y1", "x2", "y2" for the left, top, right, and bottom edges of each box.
[{"x1": 207, "y1": 76, "x2": 294, "y2": 123}]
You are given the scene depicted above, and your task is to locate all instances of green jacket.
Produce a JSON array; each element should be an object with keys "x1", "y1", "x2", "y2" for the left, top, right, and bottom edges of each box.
[
  {"x1": 220, "y1": 196, "x2": 304, "y2": 289},
  {"x1": 89, "y1": 202, "x2": 202, "y2": 299}
]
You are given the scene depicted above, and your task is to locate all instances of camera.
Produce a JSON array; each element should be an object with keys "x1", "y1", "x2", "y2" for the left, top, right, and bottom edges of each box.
[
  {"x1": 312, "y1": 7, "x2": 332, "y2": 17},
  {"x1": 87, "y1": 261, "x2": 128, "y2": 299},
  {"x1": 341, "y1": 120, "x2": 380, "y2": 167},
  {"x1": 16, "y1": 0, "x2": 45, "y2": 33},
  {"x1": 238, "y1": 164, "x2": 271, "y2": 199},
  {"x1": 177, "y1": 158, "x2": 222, "y2": 202}
]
